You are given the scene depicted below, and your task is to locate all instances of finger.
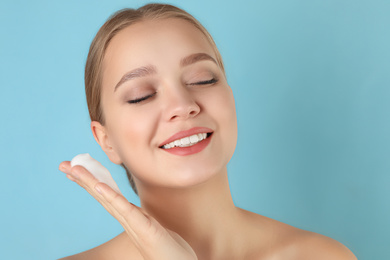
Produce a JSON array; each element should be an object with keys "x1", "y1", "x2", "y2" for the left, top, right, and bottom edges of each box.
[
  {"x1": 70, "y1": 165, "x2": 99, "y2": 186},
  {"x1": 69, "y1": 165, "x2": 115, "y2": 206},
  {"x1": 95, "y1": 182, "x2": 165, "y2": 242},
  {"x1": 59, "y1": 161, "x2": 72, "y2": 174},
  {"x1": 68, "y1": 166, "x2": 142, "y2": 230},
  {"x1": 65, "y1": 164, "x2": 162, "y2": 248},
  {"x1": 66, "y1": 165, "x2": 119, "y2": 214},
  {"x1": 66, "y1": 174, "x2": 77, "y2": 182},
  {"x1": 59, "y1": 161, "x2": 78, "y2": 182}
]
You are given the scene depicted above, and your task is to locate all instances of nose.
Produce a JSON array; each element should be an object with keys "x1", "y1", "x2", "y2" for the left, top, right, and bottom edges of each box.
[{"x1": 163, "y1": 85, "x2": 200, "y2": 121}]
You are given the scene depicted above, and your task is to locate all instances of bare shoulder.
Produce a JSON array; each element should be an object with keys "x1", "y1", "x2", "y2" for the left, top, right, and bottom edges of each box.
[
  {"x1": 58, "y1": 232, "x2": 143, "y2": 260},
  {"x1": 290, "y1": 230, "x2": 357, "y2": 260},
  {"x1": 240, "y1": 210, "x2": 356, "y2": 260}
]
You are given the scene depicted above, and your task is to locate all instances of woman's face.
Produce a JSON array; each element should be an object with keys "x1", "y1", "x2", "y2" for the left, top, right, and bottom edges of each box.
[{"x1": 96, "y1": 18, "x2": 237, "y2": 190}]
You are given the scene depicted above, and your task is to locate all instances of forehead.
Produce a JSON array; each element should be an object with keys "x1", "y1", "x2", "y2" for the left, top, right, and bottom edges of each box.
[
  {"x1": 107, "y1": 18, "x2": 213, "y2": 54},
  {"x1": 101, "y1": 18, "x2": 216, "y2": 86}
]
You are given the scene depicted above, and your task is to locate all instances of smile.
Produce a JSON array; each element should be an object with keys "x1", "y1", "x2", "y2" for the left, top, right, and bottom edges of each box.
[
  {"x1": 159, "y1": 127, "x2": 213, "y2": 155},
  {"x1": 161, "y1": 133, "x2": 210, "y2": 149}
]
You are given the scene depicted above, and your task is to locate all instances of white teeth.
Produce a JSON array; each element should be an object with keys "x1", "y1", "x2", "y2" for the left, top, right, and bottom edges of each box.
[
  {"x1": 190, "y1": 135, "x2": 199, "y2": 143},
  {"x1": 181, "y1": 137, "x2": 190, "y2": 145},
  {"x1": 162, "y1": 133, "x2": 209, "y2": 149}
]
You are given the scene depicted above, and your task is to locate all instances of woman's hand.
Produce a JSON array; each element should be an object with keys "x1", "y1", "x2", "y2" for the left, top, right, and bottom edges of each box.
[{"x1": 59, "y1": 161, "x2": 197, "y2": 260}]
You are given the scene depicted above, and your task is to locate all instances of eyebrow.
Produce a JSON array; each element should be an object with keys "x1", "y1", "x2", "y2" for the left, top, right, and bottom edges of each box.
[
  {"x1": 114, "y1": 53, "x2": 217, "y2": 91},
  {"x1": 114, "y1": 66, "x2": 157, "y2": 91},
  {"x1": 180, "y1": 52, "x2": 217, "y2": 67}
]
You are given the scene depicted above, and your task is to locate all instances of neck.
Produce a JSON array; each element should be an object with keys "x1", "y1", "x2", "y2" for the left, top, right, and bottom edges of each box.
[{"x1": 136, "y1": 168, "x2": 245, "y2": 259}]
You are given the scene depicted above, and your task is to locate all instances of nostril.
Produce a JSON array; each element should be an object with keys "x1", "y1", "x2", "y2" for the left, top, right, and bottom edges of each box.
[
  {"x1": 165, "y1": 96, "x2": 201, "y2": 121},
  {"x1": 170, "y1": 115, "x2": 178, "y2": 120}
]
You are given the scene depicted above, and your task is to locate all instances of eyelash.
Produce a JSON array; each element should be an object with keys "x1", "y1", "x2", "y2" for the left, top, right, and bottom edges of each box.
[
  {"x1": 127, "y1": 78, "x2": 218, "y2": 104},
  {"x1": 189, "y1": 78, "x2": 218, "y2": 86},
  {"x1": 128, "y1": 92, "x2": 157, "y2": 104}
]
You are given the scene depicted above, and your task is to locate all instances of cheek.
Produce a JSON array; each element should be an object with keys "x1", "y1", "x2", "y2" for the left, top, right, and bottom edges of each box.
[
  {"x1": 214, "y1": 86, "x2": 237, "y2": 129},
  {"x1": 108, "y1": 108, "x2": 160, "y2": 169},
  {"x1": 222, "y1": 88, "x2": 238, "y2": 151},
  {"x1": 207, "y1": 86, "x2": 238, "y2": 154}
]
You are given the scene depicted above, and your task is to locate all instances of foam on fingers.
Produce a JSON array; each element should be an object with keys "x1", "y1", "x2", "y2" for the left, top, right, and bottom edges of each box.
[{"x1": 71, "y1": 153, "x2": 122, "y2": 195}]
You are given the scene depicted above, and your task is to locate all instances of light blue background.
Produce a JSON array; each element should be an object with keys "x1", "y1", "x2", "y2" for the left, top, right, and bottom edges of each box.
[{"x1": 0, "y1": 0, "x2": 389, "y2": 259}]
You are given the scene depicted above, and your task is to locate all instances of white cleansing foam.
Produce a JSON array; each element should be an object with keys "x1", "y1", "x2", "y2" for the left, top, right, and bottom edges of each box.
[{"x1": 71, "y1": 153, "x2": 122, "y2": 195}]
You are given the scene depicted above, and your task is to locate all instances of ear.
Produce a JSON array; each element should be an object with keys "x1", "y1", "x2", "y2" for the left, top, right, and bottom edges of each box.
[{"x1": 91, "y1": 121, "x2": 122, "y2": 165}]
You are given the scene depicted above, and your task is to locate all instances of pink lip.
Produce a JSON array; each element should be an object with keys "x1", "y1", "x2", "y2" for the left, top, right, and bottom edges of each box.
[
  {"x1": 159, "y1": 127, "x2": 213, "y2": 147},
  {"x1": 162, "y1": 136, "x2": 212, "y2": 156}
]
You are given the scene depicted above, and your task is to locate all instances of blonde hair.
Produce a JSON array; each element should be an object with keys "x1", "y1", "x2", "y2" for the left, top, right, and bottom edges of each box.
[{"x1": 85, "y1": 3, "x2": 225, "y2": 194}]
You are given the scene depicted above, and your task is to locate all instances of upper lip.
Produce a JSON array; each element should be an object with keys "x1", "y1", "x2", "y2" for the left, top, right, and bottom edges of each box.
[{"x1": 159, "y1": 127, "x2": 213, "y2": 147}]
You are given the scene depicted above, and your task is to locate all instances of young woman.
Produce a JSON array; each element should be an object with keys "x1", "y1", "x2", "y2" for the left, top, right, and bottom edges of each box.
[{"x1": 59, "y1": 4, "x2": 356, "y2": 260}]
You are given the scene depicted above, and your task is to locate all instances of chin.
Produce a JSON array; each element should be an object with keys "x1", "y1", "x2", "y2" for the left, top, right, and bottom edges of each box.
[
  {"x1": 135, "y1": 163, "x2": 222, "y2": 191},
  {"x1": 128, "y1": 146, "x2": 234, "y2": 190},
  {"x1": 172, "y1": 171, "x2": 214, "y2": 188},
  {"x1": 166, "y1": 162, "x2": 226, "y2": 189}
]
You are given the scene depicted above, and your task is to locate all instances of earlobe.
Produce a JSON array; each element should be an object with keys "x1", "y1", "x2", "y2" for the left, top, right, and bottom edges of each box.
[{"x1": 90, "y1": 121, "x2": 122, "y2": 164}]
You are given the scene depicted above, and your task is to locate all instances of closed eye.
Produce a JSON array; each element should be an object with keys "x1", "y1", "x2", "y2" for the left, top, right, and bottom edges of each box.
[
  {"x1": 188, "y1": 78, "x2": 218, "y2": 86},
  {"x1": 127, "y1": 92, "x2": 156, "y2": 104}
]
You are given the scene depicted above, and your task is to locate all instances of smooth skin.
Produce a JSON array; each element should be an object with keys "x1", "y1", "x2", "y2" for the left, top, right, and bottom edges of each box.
[{"x1": 59, "y1": 18, "x2": 357, "y2": 260}]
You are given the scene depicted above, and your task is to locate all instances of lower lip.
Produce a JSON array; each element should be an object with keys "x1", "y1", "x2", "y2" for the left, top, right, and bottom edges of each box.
[{"x1": 161, "y1": 135, "x2": 212, "y2": 156}]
